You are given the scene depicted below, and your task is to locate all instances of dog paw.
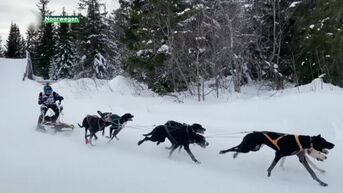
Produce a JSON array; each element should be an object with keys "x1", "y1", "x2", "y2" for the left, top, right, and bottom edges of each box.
[
  {"x1": 219, "y1": 150, "x2": 225, "y2": 154},
  {"x1": 195, "y1": 160, "x2": 201, "y2": 164},
  {"x1": 320, "y1": 182, "x2": 328, "y2": 187}
]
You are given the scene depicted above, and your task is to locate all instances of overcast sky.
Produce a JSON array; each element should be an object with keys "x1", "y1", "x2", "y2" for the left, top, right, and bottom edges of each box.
[{"x1": 0, "y1": 0, "x2": 119, "y2": 43}]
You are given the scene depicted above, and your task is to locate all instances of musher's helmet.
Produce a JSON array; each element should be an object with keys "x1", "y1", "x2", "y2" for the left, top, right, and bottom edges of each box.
[{"x1": 44, "y1": 84, "x2": 53, "y2": 95}]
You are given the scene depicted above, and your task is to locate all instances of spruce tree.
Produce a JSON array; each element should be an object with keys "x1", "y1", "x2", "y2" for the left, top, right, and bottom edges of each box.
[
  {"x1": 34, "y1": 0, "x2": 56, "y2": 79},
  {"x1": 35, "y1": 22, "x2": 56, "y2": 79},
  {"x1": 50, "y1": 8, "x2": 78, "y2": 80},
  {"x1": 26, "y1": 25, "x2": 39, "y2": 58},
  {"x1": 5, "y1": 23, "x2": 25, "y2": 58},
  {"x1": 116, "y1": 0, "x2": 190, "y2": 93},
  {"x1": 77, "y1": 0, "x2": 115, "y2": 79},
  {"x1": 289, "y1": 0, "x2": 343, "y2": 87}
]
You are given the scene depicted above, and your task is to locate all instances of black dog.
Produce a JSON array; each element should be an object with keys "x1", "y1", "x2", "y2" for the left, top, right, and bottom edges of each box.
[
  {"x1": 164, "y1": 120, "x2": 206, "y2": 134},
  {"x1": 137, "y1": 122, "x2": 208, "y2": 163},
  {"x1": 107, "y1": 113, "x2": 134, "y2": 141},
  {"x1": 78, "y1": 111, "x2": 113, "y2": 145},
  {"x1": 219, "y1": 131, "x2": 335, "y2": 186},
  {"x1": 164, "y1": 120, "x2": 206, "y2": 151}
]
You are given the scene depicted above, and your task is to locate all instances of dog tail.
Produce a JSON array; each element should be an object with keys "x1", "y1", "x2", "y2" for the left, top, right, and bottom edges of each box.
[
  {"x1": 143, "y1": 131, "x2": 153, "y2": 136},
  {"x1": 78, "y1": 123, "x2": 84, "y2": 128}
]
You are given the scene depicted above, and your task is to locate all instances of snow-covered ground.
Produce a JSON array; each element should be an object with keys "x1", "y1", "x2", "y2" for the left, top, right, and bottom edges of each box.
[{"x1": 0, "y1": 58, "x2": 342, "y2": 192}]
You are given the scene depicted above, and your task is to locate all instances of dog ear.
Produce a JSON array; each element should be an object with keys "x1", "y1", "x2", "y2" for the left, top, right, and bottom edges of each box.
[
  {"x1": 97, "y1": 111, "x2": 103, "y2": 116},
  {"x1": 317, "y1": 134, "x2": 322, "y2": 138}
]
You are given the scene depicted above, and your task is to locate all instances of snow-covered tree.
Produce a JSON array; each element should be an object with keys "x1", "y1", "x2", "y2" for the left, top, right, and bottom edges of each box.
[
  {"x1": 116, "y1": 0, "x2": 192, "y2": 93},
  {"x1": 50, "y1": 8, "x2": 78, "y2": 80},
  {"x1": 289, "y1": 0, "x2": 343, "y2": 87},
  {"x1": 76, "y1": 0, "x2": 117, "y2": 79}
]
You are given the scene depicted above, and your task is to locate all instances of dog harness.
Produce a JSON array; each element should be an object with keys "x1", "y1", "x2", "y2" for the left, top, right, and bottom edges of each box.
[
  {"x1": 164, "y1": 125, "x2": 177, "y2": 144},
  {"x1": 263, "y1": 133, "x2": 304, "y2": 152},
  {"x1": 294, "y1": 135, "x2": 304, "y2": 151},
  {"x1": 263, "y1": 133, "x2": 283, "y2": 150}
]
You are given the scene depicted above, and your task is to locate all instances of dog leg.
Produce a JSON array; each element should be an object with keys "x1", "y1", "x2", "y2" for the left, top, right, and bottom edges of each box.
[
  {"x1": 219, "y1": 146, "x2": 239, "y2": 154},
  {"x1": 138, "y1": 137, "x2": 148, "y2": 146},
  {"x1": 168, "y1": 144, "x2": 179, "y2": 158},
  {"x1": 184, "y1": 144, "x2": 200, "y2": 164},
  {"x1": 233, "y1": 152, "x2": 240, "y2": 159},
  {"x1": 110, "y1": 128, "x2": 121, "y2": 141},
  {"x1": 267, "y1": 153, "x2": 283, "y2": 177},
  {"x1": 108, "y1": 128, "x2": 113, "y2": 138},
  {"x1": 297, "y1": 151, "x2": 327, "y2": 186},
  {"x1": 279, "y1": 157, "x2": 286, "y2": 170},
  {"x1": 89, "y1": 135, "x2": 94, "y2": 146},
  {"x1": 178, "y1": 145, "x2": 183, "y2": 153},
  {"x1": 84, "y1": 128, "x2": 89, "y2": 144},
  {"x1": 306, "y1": 156, "x2": 325, "y2": 173},
  {"x1": 279, "y1": 154, "x2": 325, "y2": 173}
]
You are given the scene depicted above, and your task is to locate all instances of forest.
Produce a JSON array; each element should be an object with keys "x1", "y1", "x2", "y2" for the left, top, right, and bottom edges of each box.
[{"x1": 1, "y1": 0, "x2": 342, "y2": 99}]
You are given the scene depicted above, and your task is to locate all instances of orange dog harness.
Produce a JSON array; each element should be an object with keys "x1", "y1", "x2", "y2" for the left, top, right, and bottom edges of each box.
[
  {"x1": 263, "y1": 133, "x2": 303, "y2": 151},
  {"x1": 263, "y1": 133, "x2": 283, "y2": 150}
]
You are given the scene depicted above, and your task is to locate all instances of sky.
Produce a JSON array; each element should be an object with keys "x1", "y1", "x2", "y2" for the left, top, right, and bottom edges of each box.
[{"x1": 0, "y1": 0, "x2": 119, "y2": 43}]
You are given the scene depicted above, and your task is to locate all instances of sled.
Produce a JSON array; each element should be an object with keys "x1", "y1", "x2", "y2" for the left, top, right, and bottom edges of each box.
[{"x1": 36, "y1": 103, "x2": 74, "y2": 133}]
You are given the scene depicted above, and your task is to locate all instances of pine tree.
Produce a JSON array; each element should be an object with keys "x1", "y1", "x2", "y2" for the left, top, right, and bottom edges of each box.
[
  {"x1": 50, "y1": 8, "x2": 78, "y2": 80},
  {"x1": 34, "y1": 0, "x2": 56, "y2": 79},
  {"x1": 26, "y1": 25, "x2": 39, "y2": 55},
  {"x1": 103, "y1": 11, "x2": 123, "y2": 76},
  {"x1": 76, "y1": 0, "x2": 116, "y2": 79},
  {"x1": 35, "y1": 22, "x2": 56, "y2": 79},
  {"x1": 5, "y1": 22, "x2": 25, "y2": 58},
  {"x1": 19, "y1": 37, "x2": 26, "y2": 58},
  {"x1": 289, "y1": 0, "x2": 343, "y2": 87},
  {"x1": 116, "y1": 0, "x2": 191, "y2": 93}
]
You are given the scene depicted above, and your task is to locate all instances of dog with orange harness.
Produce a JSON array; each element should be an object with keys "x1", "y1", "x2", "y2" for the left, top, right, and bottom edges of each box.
[{"x1": 219, "y1": 131, "x2": 334, "y2": 186}]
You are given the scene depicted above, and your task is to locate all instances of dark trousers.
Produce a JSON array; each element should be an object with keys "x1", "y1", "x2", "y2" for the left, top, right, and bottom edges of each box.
[{"x1": 39, "y1": 104, "x2": 60, "y2": 123}]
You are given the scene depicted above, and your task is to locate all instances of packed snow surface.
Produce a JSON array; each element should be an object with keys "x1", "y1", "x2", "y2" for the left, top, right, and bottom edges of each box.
[{"x1": 0, "y1": 58, "x2": 342, "y2": 192}]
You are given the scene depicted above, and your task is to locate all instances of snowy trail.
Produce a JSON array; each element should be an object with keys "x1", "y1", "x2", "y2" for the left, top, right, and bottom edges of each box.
[{"x1": 1, "y1": 58, "x2": 343, "y2": 192}]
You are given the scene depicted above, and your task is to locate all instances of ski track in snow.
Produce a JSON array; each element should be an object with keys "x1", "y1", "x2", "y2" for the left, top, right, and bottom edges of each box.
[{"x1": 0, "y1": 58, "x2": 343, "y2": 192}]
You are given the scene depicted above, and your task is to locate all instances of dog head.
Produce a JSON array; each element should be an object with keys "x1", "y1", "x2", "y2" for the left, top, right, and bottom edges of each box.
[
  {"x1": 307, "y1": 148, "x2": 327, "y2": 161},
  {"x1": 311, "y1": 134, "x2": 335, "y2": 154},
  {"x1": 190, "y1": 123, "x2": 206, "y2": 134},
  {"x1": 121, "y1": 113, "x2": 134, "y2": 123},
  {"x1": 194, "y1": 134, "x2": 209, "y2": 148},
  {"x1": 97, "y1": 110, "x2": 113, "y2": 123}
]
